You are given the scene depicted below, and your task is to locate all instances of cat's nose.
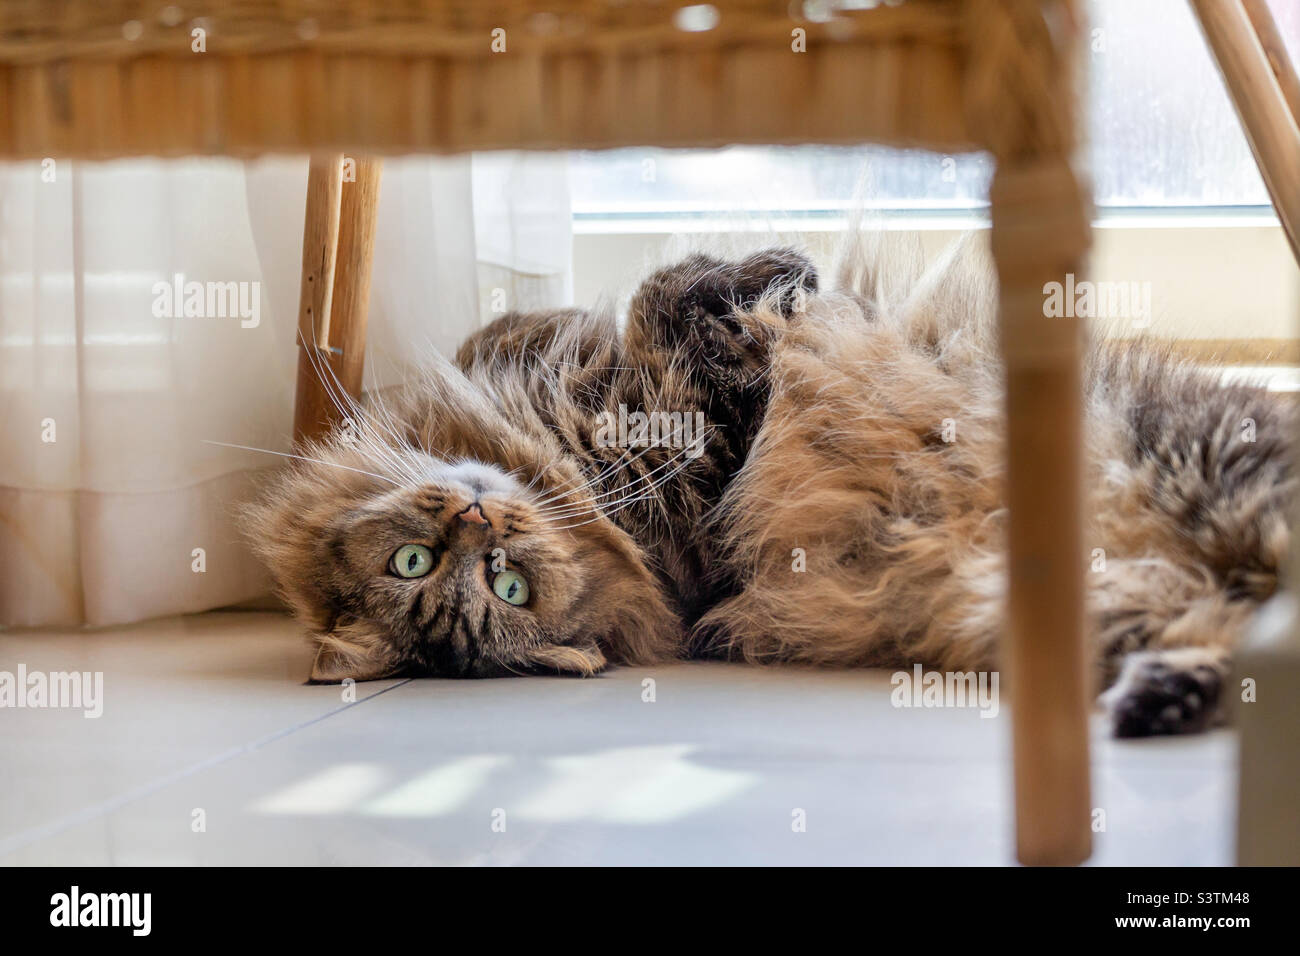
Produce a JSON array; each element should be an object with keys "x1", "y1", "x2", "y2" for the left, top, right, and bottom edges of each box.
[{"x1": 457, "y1": 503, "x2": 488, "y2": 526}]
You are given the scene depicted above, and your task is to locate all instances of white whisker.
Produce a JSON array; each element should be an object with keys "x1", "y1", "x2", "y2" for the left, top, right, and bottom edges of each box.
[
  {"x1": 202, "y1": 439, "x2": 401, "y2": 486},
  {"x1": 540, "y1": 441, "x2": 703, "y2": 523}
]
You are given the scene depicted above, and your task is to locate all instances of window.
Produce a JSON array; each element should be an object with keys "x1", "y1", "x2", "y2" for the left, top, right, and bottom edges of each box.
[{"x1": 568, "y1": 0, "x2": 1300, "y2": 219}]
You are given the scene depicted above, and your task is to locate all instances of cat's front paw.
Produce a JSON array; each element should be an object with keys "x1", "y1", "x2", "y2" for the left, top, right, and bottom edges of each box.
[
  {"x1": 631, "y1": 248, "x2": 817, "y2": 361},
  {"x1": 705, "y1": 248, "x2": 819, "y2": 320},
  {"x1": 1100, "y1": 648, "x2": 1228, "y2": 737},
  {"x1": 676, "y1": 249, "x2": 818, "y2": 377}
]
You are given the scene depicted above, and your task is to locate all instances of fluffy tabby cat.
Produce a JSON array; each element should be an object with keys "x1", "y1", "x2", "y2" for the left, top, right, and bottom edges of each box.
[{"x1": 245, "y1": 237, "x2": 1292, "y2": 737}]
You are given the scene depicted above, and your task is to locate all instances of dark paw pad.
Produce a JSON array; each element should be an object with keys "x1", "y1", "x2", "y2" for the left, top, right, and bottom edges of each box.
[{"x1": 1105, "y1": 655, "x2": 1224, "y2": 738}]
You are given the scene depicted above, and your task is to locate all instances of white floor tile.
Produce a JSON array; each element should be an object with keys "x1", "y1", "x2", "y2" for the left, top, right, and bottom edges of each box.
[{"x1": 0, "y1": 611, "x2": 1233, "y2": 865}]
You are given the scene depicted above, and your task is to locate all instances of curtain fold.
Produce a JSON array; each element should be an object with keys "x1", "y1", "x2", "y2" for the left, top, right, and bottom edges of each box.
[
  {"x1": 1, "y1": 153, "x2": 572, "y2": 628},
  {"x1": 472, "y1": 152, "x2": 573, "y2": 321}
]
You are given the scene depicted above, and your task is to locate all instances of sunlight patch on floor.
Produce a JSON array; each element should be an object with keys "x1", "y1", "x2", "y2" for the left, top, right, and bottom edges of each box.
[
  {"x1": 515, "y1": 745, "x2": 757, "y2": 824},
  {"x1": 361, "y1": 755, "x2": 511, "y2": 818}
]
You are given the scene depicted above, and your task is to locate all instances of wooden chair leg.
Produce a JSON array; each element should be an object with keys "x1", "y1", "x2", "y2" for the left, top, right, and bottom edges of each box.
[
  {"x1": 1242, "y1": 0, "x2": 1300, "y2": 131},
  {"x1": 1192, "y1": 0, "x2": 1300, "y2": 265},
  {"x1": 991, "y1": 156, "x2": 1093, "y2": 866},
  {"x1": 293, "y1": 154, "x2": 343, "y2": 446},
  {"x1": 292, "y1": 155, "x2": 383, "y2": 447},
  {"x1": 966, "y1": 0, "x2": 1093, "y2": 866}
]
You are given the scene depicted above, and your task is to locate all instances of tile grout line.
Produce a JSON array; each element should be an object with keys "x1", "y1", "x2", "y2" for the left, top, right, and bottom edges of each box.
[{"x1": 0, "y1": 678, "x2": 414, "y2": 861}]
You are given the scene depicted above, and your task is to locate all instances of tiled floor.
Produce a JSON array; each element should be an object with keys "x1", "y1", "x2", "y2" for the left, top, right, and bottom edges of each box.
[{"x1": 1, "y1": 610, "x2": 1234, "y2": 865}]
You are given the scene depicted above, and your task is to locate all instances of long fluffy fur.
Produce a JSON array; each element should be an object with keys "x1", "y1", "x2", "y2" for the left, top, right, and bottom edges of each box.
[
  {"x1": 245, "y1": 233, "x2": 1292, "y2": 736},
  {"x1": 697, "y1": 234, "x2": 1292, "y2": 735}
]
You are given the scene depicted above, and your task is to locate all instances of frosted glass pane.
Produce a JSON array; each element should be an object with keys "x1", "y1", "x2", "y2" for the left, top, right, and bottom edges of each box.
[
  {"x1": 568, "y1": 0, "x2": 1299, "y2": 213},
  {"x1": 1087, "y1": 0, "x2": 1297, "y2": 206}
]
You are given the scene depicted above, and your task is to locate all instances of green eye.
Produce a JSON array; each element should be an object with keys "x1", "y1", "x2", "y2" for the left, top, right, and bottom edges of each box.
[
  {"x1": 492, "y1": 569, "x2": 530, "y2": 605},
  {"x1": 391, "y1": 544, "x2": 435, "y2": 579}
]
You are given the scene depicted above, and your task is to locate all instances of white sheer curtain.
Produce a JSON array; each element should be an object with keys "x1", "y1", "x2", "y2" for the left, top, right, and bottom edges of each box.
[
  {"x1": 472, "y1": 152, "x2": 573, "y2": 320},
  {"x1": 0, "y1": 153, "x2": 571, "y2": 628}
]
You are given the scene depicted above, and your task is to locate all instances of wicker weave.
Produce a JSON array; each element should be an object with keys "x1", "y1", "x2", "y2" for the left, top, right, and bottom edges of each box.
[
  {"x1": 0, "y1": 1, "x2": 964, "y2": 60},
  {"x1": 0, "y1": 0, "x2": 976, "y2": 157}
]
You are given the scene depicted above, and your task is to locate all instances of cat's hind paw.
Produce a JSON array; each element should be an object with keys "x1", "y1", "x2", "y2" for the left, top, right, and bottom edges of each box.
[{"x1": 1099, "y1": 648, "x2": 1229, "y2": 738}]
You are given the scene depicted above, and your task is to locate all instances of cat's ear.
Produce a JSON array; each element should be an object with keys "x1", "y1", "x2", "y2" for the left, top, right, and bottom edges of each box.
[
  {"x1": 306, "y1": 626, "x2": 399, "y2": 683},
  {"x1": 521, "y1": 643, "x2": 608, "y2": 676}
]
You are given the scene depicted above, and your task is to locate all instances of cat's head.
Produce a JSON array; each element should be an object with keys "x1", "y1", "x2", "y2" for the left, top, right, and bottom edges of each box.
[{"x1": 243, "y1": 414, "x2": 679, "y2": 683}]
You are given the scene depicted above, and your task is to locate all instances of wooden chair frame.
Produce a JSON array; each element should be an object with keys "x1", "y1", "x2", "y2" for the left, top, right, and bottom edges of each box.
[{"x1": 10, "y1": 0, "x2": 1293, "y2": 865}]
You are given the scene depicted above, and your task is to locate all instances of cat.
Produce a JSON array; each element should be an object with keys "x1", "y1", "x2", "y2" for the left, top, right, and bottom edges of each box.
[{"x1": 243, "y1": 237, "x2": 1292, "y2": 737}]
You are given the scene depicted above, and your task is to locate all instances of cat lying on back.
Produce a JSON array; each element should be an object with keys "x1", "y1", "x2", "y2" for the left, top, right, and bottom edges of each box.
[{"x1": 245, "y1": 237, "x2": 1292, "y2": 737}]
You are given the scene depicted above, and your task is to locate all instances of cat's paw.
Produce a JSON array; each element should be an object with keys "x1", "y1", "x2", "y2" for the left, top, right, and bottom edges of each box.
[
  {"x1": 1099, "y1": 648, "x2": 1229, "y2": 737},
  {"x1": 679, "y1": 249, "x2": 818, "y2": 378},
  {"x1": 631, "y1": 248, "x2": 817, "y2": 361},
  {"x1": 701, "y1": 248, "x2": 819, "y2": 321}
]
